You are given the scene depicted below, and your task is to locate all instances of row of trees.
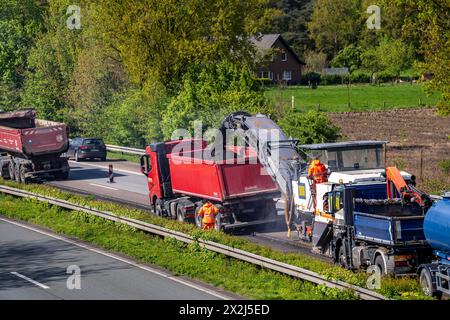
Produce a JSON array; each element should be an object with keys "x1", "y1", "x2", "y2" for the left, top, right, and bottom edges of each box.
[
  {"x1": 0, "y1": 0, "x2": 339, "y2": 146},
  {"x1": 268, "y1": 0, "x2": 449, "y2": 114},
  {"x1": 0, "y1": 0, "x2": 447, "y2": 148}
]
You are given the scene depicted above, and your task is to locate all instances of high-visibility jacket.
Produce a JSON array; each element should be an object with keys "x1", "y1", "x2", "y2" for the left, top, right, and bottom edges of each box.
[
  {"x1": 308, "y1": 160, "x2": 328, "y2": 183},
  {"x1": 198, "y1": 202, "x2": 219, "y2": 224}
]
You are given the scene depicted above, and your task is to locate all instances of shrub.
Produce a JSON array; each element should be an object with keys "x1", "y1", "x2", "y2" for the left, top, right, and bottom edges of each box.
[
  {"x1": 278, "y1": 110, "x2": 340, "y2": 144},
  {"x1": 301, "y1": 72, "x2": 321, "y2": 86},
  {"x1": 320, "y1": 74, "x2": 347, "y2": 85},
  {"x1": 376, "y1": 71, "x2": 397, "y2": 83},
  {"x1": 350, "y1": 70, "x2": 371, "y2": 83},
  {"x1": 438, "y1": 159, "x2": 450, "y2": 175}
]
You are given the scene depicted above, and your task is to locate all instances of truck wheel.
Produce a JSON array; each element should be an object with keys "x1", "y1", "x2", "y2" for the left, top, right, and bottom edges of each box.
[
  {"x1": 1, "y1": 163, "x2": 10, "y2": 180},
  {"x1": 8, "y1": 161, "x2": 15, "y2": 181},
  {"x1": 155, "y1": 199, "x2": 164, "y2": 217},
  {"x1": 19, "y1": 166, "x2": 30, "y2": 184},
  {"x1": 215, "y1": 213, "x2": 223, "y2": 231},
  {"x1": 338, "y1": 245, "x2": 349, "y2": 269},
  {"x1": 419, "y1": 268, "x2": 442, "y2": 300},
  {"x1": 374, "y1": 255, "x2": 386, "y2": 275},
  {"x1": 195, "y1": 207, "x2": 203, "y2": 229},
  {"x1": 177, "y1": 206, "x2": 185, "y2": 222},
  {"x1": 15, "y1": 164, "x2": 22, "y2": 183}
]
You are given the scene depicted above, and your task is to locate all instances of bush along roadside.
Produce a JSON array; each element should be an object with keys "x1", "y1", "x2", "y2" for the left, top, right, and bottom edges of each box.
[{"x1": 0, "y1": 178, "x2": 430, "y2": 299}]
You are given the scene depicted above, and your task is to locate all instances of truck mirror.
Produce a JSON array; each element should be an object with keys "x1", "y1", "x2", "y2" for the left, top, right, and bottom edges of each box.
[{"x1": 140, "y1": 155, "x2": 150, "y2": 176}]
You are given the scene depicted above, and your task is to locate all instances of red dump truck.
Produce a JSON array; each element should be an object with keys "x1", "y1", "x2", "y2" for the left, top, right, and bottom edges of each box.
[
  {"x1": 0, "y1": 110, "x2": 70, "y2": 183},
  {"x1": 140, "y1": 139, "x2": 280, "y2": 230}
]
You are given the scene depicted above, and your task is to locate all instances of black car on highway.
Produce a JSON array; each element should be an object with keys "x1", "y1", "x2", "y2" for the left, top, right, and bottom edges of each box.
[{"x1": 67, "y1": 138, "x2": 107, "y2": 161}]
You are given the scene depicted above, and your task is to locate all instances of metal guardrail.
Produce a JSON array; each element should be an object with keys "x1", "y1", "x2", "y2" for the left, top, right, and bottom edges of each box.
[
  {"x1": 106, "y1": 144, "x2": 146, "y2": 156},
  {"x1": 0, "y1": 184, "x2": 386, "y2": 300}
]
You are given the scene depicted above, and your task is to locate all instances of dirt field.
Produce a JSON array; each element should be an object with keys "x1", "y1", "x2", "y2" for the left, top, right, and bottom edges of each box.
[{"x1": 329, "y1": 108, "x2": 450, "y2": 189}]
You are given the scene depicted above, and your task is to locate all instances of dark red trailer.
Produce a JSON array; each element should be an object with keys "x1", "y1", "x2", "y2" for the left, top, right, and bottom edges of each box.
[
  {"x1": 140, "y1": 139, "x2": 280, "y2": 230},
  {"x1": 0, "y1": 110, "x2": 70, "y2": 183}
]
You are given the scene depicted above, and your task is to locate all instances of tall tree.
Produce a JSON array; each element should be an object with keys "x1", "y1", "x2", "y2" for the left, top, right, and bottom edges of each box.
[
  {"x1": 307, "y1": 0, "x2": 363, "y2": 58},
  {"x1": 0, "y1": 0, "x2": 44, "y2": 109},
  {"x1": 21, "y1": 0, "x2": 82, "y2": 121},
  {"x1": 389, "y1": 0, "x2": 450, "y2": 115},
  {"x1": 89, "y1": 0, "x2": 274, "y2": 90},
  {"x1": 266, "y1": 0, "x2": 314, "y2": 58}
]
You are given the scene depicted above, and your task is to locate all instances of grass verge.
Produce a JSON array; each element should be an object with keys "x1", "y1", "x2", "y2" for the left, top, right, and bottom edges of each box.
[
  {"x1": 0, "y1": 178, "x2": 430, "y2": 299},
  {"x1": 0, "y1": 193, "x2": 355, "y2": 300}
]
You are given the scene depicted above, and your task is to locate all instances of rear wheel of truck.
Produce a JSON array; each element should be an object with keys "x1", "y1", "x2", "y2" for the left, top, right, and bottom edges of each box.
[
  {"x1": 338, "y1": 245, "x2": 349, "y2": 269},
  {"x1": 177, "y1": 206, "x2": 185, "y2": 222},
  {"x1": 19, "y1": 165, "x2": 30, "y2": 184},
  {"x1": 195, "y1": 207, "x2": 203, "y2": 229},
  {"x1": 154, "y1": 199, "x2": 164, "y2": 217},
  {"x1": 14, "y1": 164, "x2": 22, "y2": 183},
  {"x1": 374, "y1": 255, "x2": 386, "y2": 275},
  {"x1": 1, "y1": 162, "x2": 10, "y2": 180},
  {"x1": 8, "y1": 161, "x2": 15, "y2": 181},
  {"x1": 419, "y1": 268, "x2": 442, "y2": 300}
]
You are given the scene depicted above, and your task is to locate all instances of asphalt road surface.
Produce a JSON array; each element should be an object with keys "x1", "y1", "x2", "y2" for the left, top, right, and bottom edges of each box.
[
  {"x1": 49, "y1": 159, "x2": 151, "y2": 209},
  {"x1": 49, "y1": 159, "x2": 315, "y2": 254},
  {"x1": 0, "y1": 217, "x2": 234, "y2": 300}
]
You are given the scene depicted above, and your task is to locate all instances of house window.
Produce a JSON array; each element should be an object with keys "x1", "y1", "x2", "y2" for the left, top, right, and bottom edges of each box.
[
  {"x1": 283, "y1": 70, "x2": 292, "y2": 81},
  {"x1": 260, "y1": 71, "x2": 273, "y2": 80},
  {"x1": 282, "y1": 51, "x2": 288, "y2": 61}
]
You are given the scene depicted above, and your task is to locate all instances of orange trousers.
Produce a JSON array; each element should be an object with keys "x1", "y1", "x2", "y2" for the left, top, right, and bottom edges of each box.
[{"x1": 203, "y1": 223, "x2": 215, "y2": 230}]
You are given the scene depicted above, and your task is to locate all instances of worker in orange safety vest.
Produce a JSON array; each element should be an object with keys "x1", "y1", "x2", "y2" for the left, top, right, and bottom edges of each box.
[
  {"x1": 308, "y1": 158, "x2": 328, "y2": 184},
  {"x1": 197, "y1": 201, "x2": 219, "y2": 230}
]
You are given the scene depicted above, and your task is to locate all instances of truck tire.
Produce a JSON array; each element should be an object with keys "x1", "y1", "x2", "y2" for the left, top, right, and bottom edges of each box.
[
  {"x1": 177, "y1": 206, "x2": 185, "y2": 222},
  {"x1": 338, "y1": 245, "x2": 349, "y2": 269},
  {"x1": 8, "y1": 161, "x2": 15, "y2": 181},
  {"x1": 374, "y1": 255, "x2": 385, "y2": 275},
  {"x1": 1, "y1": 162, "x2": 10, "y2": 180},
  {"x1": 419, "y1": 268, "x2": 442, "y2": 300},
  {"x1": 14, "y1": 164, "x2": 21, "y2": 183},
  {"x1": 195, "y1": 206, "x2": 203, "y2": 229},
  {"x1": 19, "y1": 165, "x2": 31, "y2": 184},
  {"x1": 215, "y1": 212, "x2": 223, "y2": 231},
  {"x1": 155, "y1": 198, "x2": 164, "y2": 217}
]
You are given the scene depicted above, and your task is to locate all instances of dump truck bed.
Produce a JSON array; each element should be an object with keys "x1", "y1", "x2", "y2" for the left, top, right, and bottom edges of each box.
[
  {"x1": 167, "y1": 148, "x2": 279, "y2": 202},
  {"x1": 353, "y1": 199, "x2": 426, "y2": 246},
  {"x1": 0, "y1": 110, "x2": 68, "y2": 157}
]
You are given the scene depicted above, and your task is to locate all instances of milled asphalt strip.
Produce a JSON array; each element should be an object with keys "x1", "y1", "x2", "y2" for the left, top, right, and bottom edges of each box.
[
  {"x1": 10, "y1": 272, "x2": 50, "y2": 290},
  {"x1": 0, "y1": 217, "x2": 233, "y2": 300},
  {"x1": 69, "y1": 161, "x2": 141, "y2": 176}
]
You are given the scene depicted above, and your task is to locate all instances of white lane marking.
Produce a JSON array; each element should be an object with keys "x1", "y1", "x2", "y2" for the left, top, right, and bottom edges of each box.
[
  {"x1": 0, "y1": 218, "x2": 231, "y2": 300},
  {"x1": 69, "y1": 161, "x2": 141, "y2": 176},
  {"x1": 88, "y1": 183, "x2": 119, "y2": 191},
  {"x1": 10, "y1": 272, "x2": 50, "y2": 289}
]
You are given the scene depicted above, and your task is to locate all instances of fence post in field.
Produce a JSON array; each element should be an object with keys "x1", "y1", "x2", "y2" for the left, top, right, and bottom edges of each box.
[
  {"x1": 419, "y1": 148, "x2": 423, "y2": 182},
  {"x1": 291, "y1": 96, "x2": 295, "y2": 110}
]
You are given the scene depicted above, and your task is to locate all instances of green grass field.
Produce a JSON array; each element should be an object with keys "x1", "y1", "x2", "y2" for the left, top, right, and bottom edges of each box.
[{"x1": 265, "y1": 83, "x2": 441, "y2": 113}]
